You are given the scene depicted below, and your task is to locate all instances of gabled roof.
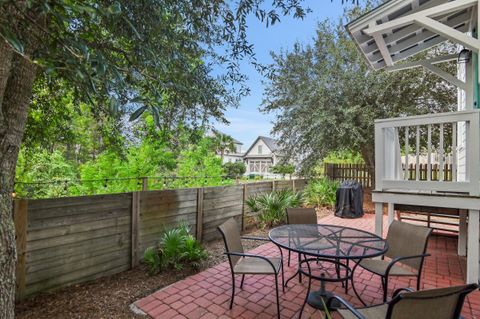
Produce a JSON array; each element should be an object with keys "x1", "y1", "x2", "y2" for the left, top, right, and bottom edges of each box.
[
  {"x1": 346, "y1": 0, "x2": 474, "y2": 70},
  {"x1": 244, "y1": 136, "x2": 281, "y2": 156}
]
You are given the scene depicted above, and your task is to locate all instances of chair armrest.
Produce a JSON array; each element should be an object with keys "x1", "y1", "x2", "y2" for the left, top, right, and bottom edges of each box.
[
  {"x1": 241, "y1": 236, "x2": 270, "y2": 242},
  {"x1": 326, "y1": 295, "x2": 367, "y2": 319},
  {"x1": 386, "y1": 253, "x2": 430, "y2": 276},
  {"x1": 224, "y1": 252, "x2": 278, "y2": 273},
  {"x1": 392, "y1": 287, "x2": 415, "y2": 298}
]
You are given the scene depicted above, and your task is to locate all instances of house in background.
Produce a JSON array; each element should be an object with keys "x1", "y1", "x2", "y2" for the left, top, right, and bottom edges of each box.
[
  {"x1": 222, "y1": 138, "x2": 244, "y2": 164},
  {"x1": 243, "y1": 136, "x2": 288, "y2": 178}
]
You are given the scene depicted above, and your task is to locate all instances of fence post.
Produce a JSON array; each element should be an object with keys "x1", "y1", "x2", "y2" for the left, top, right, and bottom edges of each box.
[
  {"x1": 131, "y1": 192, "x2": 140, "y2": 268},
  {"x1": 272, "y1": 180, "x2": 276, "y2": 192},
  {"x1": 196, "y1": 188, "x2": 204, "y2": 241},
  {"x1": 292, "y1": 179, "x2": 296, "y2": 193},
  {"x1": 14, "y1": 199, "x2": 28, "y2": 299},
  {"x1": 141, "y1": 177, "x2": 148, "y2": 191},
  {"x1": 242, "y1": 184, "x2": 247, "y2": 231}
]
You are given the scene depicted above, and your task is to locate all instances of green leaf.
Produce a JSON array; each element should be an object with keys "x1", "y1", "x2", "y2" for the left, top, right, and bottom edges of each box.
[
  {"x1": 108, "y1": 2, "x2": 122, "y2": 15},
  {"x1": 129, "y1": 105, "x2": 147, "y2": 121},
  {"x1": 1, "y1": 28, "x2": 24, "y2": 54}
]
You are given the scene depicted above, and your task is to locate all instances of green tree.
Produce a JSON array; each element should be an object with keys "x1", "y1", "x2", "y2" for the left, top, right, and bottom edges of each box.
[
  {"x1": 223, "y1": 162, "x2": 246, "y2": 179},
  {"x1": 262, "y1": 8, "x2": 456, "y2": 174},
  {"x1": 0, "y1": 1, "x2": 309, "y2": 313},
  {"x1": 210, "y1": 130, "x2": 236, "y2": 161},
  {"x1": 272, "y1": 163, "x2": 295, "y2": 179},
  {"x1": 174, "y1": 137, "x2": 226, "y2": 188}
]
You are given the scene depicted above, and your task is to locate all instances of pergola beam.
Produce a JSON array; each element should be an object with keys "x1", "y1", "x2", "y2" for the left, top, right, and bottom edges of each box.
[
  {"x1": 415, "y1": 16, "x2": 480, "y2": 52},
  {"x1": 363, "y1": 0, "x2": 477, "y2": 35},
  {"x1": 386, "y1": 54, "x2": 467, "y2": 90}
]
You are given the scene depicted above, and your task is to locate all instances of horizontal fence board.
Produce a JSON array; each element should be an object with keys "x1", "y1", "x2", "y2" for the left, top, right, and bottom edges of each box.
[
  {"x1": 27, "y1": 215, "x2": 130, "y2": 241},
  {"x1": 27, "y1": 223, "x2": 130, "y2": 252},
  {"x1": 28, "y1": 194, "x2": 132, "y2": 220},
  {"x1": 25, "y1": 256, "x2": 130, "y2": 296}
]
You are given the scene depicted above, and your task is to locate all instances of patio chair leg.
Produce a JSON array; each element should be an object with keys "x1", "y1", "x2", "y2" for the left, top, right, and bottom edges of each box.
[
  {"x1": 229, "y1": 273, "x2": 235, "y2": 309},
  {"x1": 416, "y1": 275, "x2": 421, "y2": 291},
  {"x1": 383, "y1": 276, "x2": 389, "y2": 302},
  {"x1": 288, "y1": 250, "x2": 291, "y2": 267},
  {"x1": 298, "y1": 253, "x2": 302, "y2": 283},
  {"x1": 275, "y1": 275, "x2": 280, "y2": 319},
  {"x1": 240, "y1": 274, "x2": 245, "y2": 289}
]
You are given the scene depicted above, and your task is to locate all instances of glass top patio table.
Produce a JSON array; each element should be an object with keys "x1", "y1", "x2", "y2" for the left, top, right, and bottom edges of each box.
[{"x1": 269, "y1": 224, "x2": 388, "y2": 259}]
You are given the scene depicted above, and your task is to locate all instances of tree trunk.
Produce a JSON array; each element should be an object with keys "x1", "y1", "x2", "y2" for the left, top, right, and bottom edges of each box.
[
  {"x1": 0, "y1": 45, "x2": 38, "y2": 319},
  {"x1": 360, "y1": 144, "x2": 375, "y2": 188}
]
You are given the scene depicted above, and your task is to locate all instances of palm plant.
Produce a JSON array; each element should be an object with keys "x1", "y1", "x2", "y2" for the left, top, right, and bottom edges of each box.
[
  {"x1": 143, "y1": 224, "x2": 207, "y2": 274},
  {"x1": 246, "y1": 189, "x2": 303, "y2": 228},
  {"x1": 303, "y1": 178, "x2": 338, "y2": 208}
]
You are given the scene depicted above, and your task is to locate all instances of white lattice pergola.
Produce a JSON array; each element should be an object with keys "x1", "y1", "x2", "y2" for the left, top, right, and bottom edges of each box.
[{"x1": 347, "y1": 0, "x2": 480, "y2": 284}]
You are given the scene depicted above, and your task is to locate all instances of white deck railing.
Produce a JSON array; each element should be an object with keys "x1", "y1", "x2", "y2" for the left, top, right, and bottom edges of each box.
[{"x1": 374, "y1": 109, "x2": 480, "y2": 196}]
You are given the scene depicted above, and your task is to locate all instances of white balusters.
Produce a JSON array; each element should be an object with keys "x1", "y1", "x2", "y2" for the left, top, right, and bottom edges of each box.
[
  {"x1": 439, "y1": 123, "x2": 444, "y2": 181},
  {"x1": 404, "y1": 126, "x2": 409, "y2": 180},
  {"x1": 416, "y1": 125, "x2": 420, "y2": 181},
  {"x1": 452, "y1": 122, "x2": 457, "y2": 182},
  {"x1": 427, "y1": 124, "x2": 432, "y2": 181}
]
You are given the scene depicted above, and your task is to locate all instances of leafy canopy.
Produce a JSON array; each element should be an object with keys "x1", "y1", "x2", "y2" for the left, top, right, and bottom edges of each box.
[
  {"x1": 2, "y1": 0, "x2": 310, "y2": 129},
  {"x1": 262, "y1": 7, "x2": 456, "y2": 172}
]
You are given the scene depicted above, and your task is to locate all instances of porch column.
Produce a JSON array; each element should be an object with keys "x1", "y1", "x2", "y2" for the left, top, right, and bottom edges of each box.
[
  {"x1": 375, "y1": 202, "x2": 384, "y2": 237},
  {"x1": 466, "y1": 209, "x2": 479, "y2": 283},
  {"x1": 458, "y1": 210, "x2": 467, "y2": 256},
  {"x1": 387, "y1": 202, "x2": 395, "y2": 226}
]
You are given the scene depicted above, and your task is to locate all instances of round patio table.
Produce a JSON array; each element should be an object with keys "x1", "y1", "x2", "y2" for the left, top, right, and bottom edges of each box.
[{"x1": 269, "y1": 224, "x2": 388, "y2": 317}]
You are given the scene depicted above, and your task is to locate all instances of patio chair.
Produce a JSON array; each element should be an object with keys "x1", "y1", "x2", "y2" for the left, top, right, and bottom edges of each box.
[
  {"x1": 286, "y1": 207, "x2": 317, "y2": 267},
  {"x1": 352, "y1": 220, "x2": 432, "y2": 302},
  {"x1": 217, "y1": 218, "x2": 285, "y2": 319},
  {"x1": 329, "y1": 283, "x2": 479, "y2": 319}
]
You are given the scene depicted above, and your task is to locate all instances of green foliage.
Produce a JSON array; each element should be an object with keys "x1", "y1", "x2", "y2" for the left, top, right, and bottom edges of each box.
[
  {"x1": 323, "y1": 151, "x2": 364, "y2": 164},
  {"x1": 15, "y1": 149, "x2": 77, "y2": 198},
  {"x1": 174, "y1": 138, "x2": 227, "y2": 188},
  {"x1": 223, "y1": 162, "x2": 246, "y2": 178},
  {"x1": 143, "y1": 224, "x2": 207, "y2": 274},
  {"x1": 262, "y1": 6, "x2": 456, "y2": 174},
  {"x1": 246, "y1": 189, "x2": 303, "y2": 228},
  {"x1": 271, "y1": 164, "x2": 295, "y2": 177},
  {"x1": 303, "y1": 178, "x2": 339, "y2": 207}
]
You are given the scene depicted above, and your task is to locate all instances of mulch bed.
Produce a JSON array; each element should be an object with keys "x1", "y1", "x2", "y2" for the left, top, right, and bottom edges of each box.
[{"x1": 15, "y1": 207, "x2": 334, "y2": 319}]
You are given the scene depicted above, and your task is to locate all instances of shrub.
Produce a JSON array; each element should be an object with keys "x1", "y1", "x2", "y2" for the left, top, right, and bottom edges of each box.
[
  {"x1": 303, "y1": 178, "x2": 339, "y2": 207},
  {"x1": 143, "y1": 224, "x2": 207, "y2": 274},
  {"x1": 246, "y1": 189, "x2": 303, "y2": 228},
  {"x1": 223, "y1": 162, "x2": 246, "y2": 178}
]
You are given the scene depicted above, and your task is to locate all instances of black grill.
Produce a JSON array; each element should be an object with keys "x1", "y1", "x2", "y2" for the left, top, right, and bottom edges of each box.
[{"x1": 334, "y1": 180, "x2": 364, "y2": 219}]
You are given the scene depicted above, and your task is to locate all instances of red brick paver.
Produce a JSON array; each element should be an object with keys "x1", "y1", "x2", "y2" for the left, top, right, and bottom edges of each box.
[{"x1": 134, "y1": 214, "x2": 480, "y2": 318}]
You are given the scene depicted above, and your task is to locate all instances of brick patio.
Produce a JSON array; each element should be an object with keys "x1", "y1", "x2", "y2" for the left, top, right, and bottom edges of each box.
[{"x1": 133, "y1": 214, "x2": 480, "y2": 318}]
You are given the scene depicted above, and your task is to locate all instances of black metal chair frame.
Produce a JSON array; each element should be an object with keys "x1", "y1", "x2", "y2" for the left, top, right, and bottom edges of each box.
[
  {"x1": 217, "y1": 229, "x2": 285, "y2": 319},
  {"x1": 326, "y1": 284, "x2": 479, "y2": 319},
  {"x1": 351, "y1": 228, "x2": 432, "y2": 303}
]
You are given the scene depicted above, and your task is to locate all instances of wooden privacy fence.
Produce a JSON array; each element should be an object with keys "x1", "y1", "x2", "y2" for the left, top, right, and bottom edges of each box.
[
  {"x1": 324, "y1": 163, "x2": 454, "y2": 187},
  {"x1": 13, "y1": 179, "x2": 307, "y2": 299},
  {"x1": 324, "y1": 163, "x2": 374, "y2": 187}
]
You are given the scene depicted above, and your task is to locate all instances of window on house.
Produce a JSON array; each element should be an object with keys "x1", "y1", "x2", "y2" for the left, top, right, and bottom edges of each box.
[{"x1": 258, "y1": 145, "x2": 262, "y2": 154}]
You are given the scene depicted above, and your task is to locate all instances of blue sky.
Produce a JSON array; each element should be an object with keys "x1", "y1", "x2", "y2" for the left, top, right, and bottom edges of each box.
[{"x1": 212, "y1": 1, "x2": 350, "y2": 149}]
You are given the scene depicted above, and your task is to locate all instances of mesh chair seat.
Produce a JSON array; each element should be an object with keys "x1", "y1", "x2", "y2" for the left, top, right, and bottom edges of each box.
[
  {"x1": 359, "y1": 259, "x2": 416, "y2": 276},
  {"x1": 234, "y1": 257, "x2": 282, "y2": 274},
  {"x1": 338, "y1": 304, "x2": 388, "y2": 319}
]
